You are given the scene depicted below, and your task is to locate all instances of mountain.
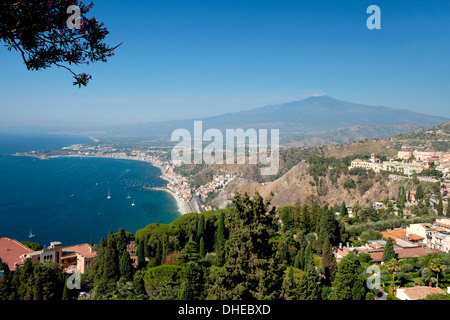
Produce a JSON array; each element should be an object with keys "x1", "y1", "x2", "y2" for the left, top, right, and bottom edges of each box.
[{"x1": 103, "y1": 96, "x2": 449, "y2": 146}]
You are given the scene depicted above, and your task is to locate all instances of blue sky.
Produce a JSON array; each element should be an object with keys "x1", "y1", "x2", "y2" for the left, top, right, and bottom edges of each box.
[{"x1": 1, "y1": 0, "x2": 449, "y2": 129}]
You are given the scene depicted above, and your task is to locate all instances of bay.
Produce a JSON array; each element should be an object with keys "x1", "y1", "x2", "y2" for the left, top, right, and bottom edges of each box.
[{"x1": 0, "y1": 134, "x2": 180, "y2": 246}]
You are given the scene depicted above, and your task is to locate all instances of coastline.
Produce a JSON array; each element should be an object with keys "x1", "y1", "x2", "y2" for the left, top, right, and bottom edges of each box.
[{"x1": 13, "y1": 153, "x2": 194, "y2": 215}]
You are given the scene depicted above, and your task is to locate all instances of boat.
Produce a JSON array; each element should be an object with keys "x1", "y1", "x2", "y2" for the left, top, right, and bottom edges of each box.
[
  {"x1": 131, "y1": 199, "x2": 135, "y2": 207},
  {"x1": 127, "y1": 192, "x2": 131, "y2": 199},
  {"x1": 107, "y1": 190, "x2": 111, "y2": 199},
  {"x1": 28, "y1": 229, "x2": 35, "y2": 238}
]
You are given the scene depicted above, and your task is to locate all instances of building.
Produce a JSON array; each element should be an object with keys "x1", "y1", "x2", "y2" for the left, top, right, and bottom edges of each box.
[
  {"x1": 369, "y1": 246, "x2": 441, "y2": 262},
  {"x1": 406, "y1": 223, "x2": 438, "y2": 244},
  {"x1": 22, "y1": 241, "x2": 96, "y2": 274},
  {"x1": 0, "y1": 238, "x2": 96, "y2": 274},
  {"x1": 396, "y1": 286, "x2": 445, "y2": 300},
  {"x1": 397, "y1": 151, "x2": 412, "y2": 159},
  {"x1": 0, "y1": 238, "x2": 33, "y2": 271},
  {"x1": 429, "y1": 233, "x2": 450, "y2": 253},
  {"x1": 350, "y1": 154, "x2": 382, "y2": 173}
]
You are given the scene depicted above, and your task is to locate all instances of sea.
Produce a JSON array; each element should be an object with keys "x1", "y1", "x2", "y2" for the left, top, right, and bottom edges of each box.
[{"x1": 0, "y1": 133, "x2": 180, "y2": 246}]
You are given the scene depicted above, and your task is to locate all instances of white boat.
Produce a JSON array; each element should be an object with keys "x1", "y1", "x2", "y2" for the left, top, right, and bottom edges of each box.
[
  {"x1": 131, "y1": 199, "x2": 135, "y2": 206},
  {"x1": 107, "y1": 190, "x2": 111, "y2": 199},
  {"x1": 127, "y1": 192, "x2": 131, "y2": 199},
  {"x1": 28, "y1": 229, "x2": 35, "y2": 238}
]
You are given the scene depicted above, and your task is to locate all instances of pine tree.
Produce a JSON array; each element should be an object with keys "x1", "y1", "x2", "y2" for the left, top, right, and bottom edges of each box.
[
  {"x1": 180, "y1": 261, "x2": 206, "y2": 300},
  {"x1": 180, "y1": 236, "x2": 200, "y2": 264},
  {"x1": 331, "y1": 253, "x2": 366, "y2": 300},
  {"x1": 207, "y1": 192, "x2": 285, "y2": 300}
]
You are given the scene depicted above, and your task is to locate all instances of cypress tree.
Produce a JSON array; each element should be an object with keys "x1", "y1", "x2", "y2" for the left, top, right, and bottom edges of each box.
[
  {"x1": 199, "y1": 237, "x2": 205, "y2": 259},
  {"x1": 303, "y1": 244, "x2": 313, "y2": 272},
  {"x1": 216, "y1": 211, "x2": 226, "y2": 247},
  {"x1": 120, "y1": 250, "x2": 134, "y2": 281},
  {"x1": 294, "y1": 247, "x2": 304, "y2": 270},
  {"x1": 306, "y1": 256, "x2": 320, "y2": 300},
  {"x1": 103, "y1": 236, "x2": 120, "y2": 281},
  {"x1": 438, "y1": 198, "x2": 443, "y2": 216},
  {"x1": 322, "y1": 238, "x2": 337, "y2": 285},
  {"x1": 340, "y1": 201, "x2": 347, "y2": 217},
  {"x1": 197, "y1": 214, "x2": 205, "y2": 239},
  {"x1": 155, "y1": 240, "x2": 162, "y2": 266},
  {"x1": 446, "y1": 201, "x2": 450, "y2": 217},
  {"x1": 137, "y1": 240, "x2": 146, "y2": 269},
  {"x1": 382, "y1": 237, "x2": 396, "y2": 262}
]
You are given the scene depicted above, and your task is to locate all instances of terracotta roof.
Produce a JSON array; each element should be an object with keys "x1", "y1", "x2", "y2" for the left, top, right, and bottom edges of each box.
[
  {"x1": 407, "y1": 234, "x2": 425, "y2": 241},
  {"x1": 397, "y1": 286, "x2": 444, "y2": 300},
  {"x1": 62, "y1": 244, "x2": 96, "y2": 259},
  {"x1": 370, "y1": 247, "x2": 441, "y2": 262},
  {"x1": 381, "y1": 229, "x2": 406, "y2": 241},
  {"x1": 0, "y1": 238, "x2": 32, "y2": 271}
]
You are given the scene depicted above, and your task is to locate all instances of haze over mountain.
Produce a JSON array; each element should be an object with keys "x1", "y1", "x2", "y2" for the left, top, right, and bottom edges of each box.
[
  {"x1": 30, "y1": 96, "x2": 446, "y2": 147},
  {"x1": 94, "y1": 96, "x2": 447, "y2": 146}
]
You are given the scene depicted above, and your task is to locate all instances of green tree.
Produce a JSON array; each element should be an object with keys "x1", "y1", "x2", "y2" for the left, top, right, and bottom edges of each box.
[
  {"x1": 340, "y1": 201, "x2": 347, "y2": 217},
  {"x1": 429, "y1": 257, "x2": 446, "y2": 288},
  {"x1": 382, "y1": 238, "x2": 396, "y2": 263},
  {"x1": 305, "y1": 255, "x2": 320, "y2": 300},
  {"x1": 446, "y1": 201, "x2": 450, "y2": 218},
  {"x1": 102, "y1": 236, "x2": 121, "y2": 283},
  {"x1": 437, "y1": 199, "x2": 444, "y2": 216},
  {"x1": 416, "y1": 184, "x2": 424, "y2": 200},
  {"x1": 137, "y1": 240, "x2": 146, "y2": 270},
  {"x1": 322, "y1": 238, "x2": 337, "y2": 285},
  {"x1": 216, "y1": 211, "x2": 226, "y2": 247},
  {"x1": 197, "y1": 214, "x2": 205, "y2": 240},
  {"x1": 180, "y1": 261, "x2": 206, "y2": 300},
  {"x1": 331, "y1": 253, "x2": 366, "y2": 300},
  {"x1": 385, "y1": 259, "x2": 401, "y2": 292},
  {"x1": 207, "y1": 192, "x2": 285, "y2": 300},
  {"x1": 120, "y1": 250, "x2": 134, "y2": 282},
  {"x1": 199, "y1": 237, "x2": 206, "y2": 259}
]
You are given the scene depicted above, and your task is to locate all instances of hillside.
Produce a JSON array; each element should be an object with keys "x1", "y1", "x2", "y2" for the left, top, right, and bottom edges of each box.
[{"x1": 206, "y1": 122, "x2": 450, "y2": 210}]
